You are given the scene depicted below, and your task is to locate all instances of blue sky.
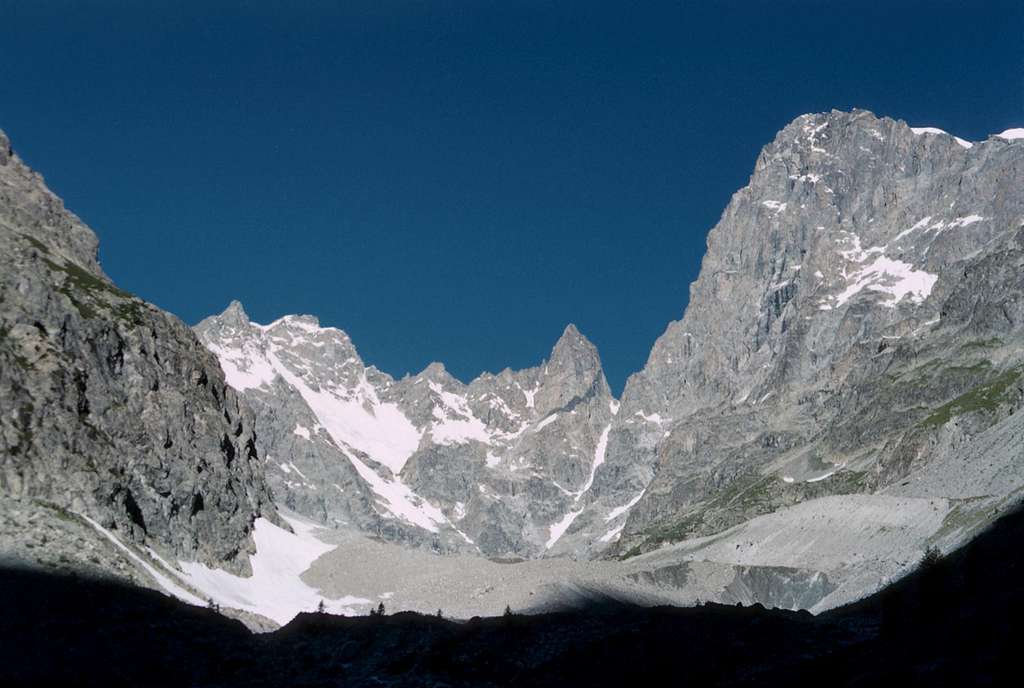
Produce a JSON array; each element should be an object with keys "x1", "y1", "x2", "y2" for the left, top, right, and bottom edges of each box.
[{"x1": 2, "y1": 1, "x2": 1021, "y2": 393}]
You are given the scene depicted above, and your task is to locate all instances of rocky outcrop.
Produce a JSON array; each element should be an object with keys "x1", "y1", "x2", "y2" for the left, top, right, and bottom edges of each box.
[{"x1": 0, "y1": 129, "x2": 277, "y2": 575}]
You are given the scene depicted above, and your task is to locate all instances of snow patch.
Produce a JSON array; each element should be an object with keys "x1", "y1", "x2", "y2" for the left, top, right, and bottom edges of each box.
[
  {"x1": 947, "y1": 214, "x2": 985, "y2": 228},
  {"x1": 996, "y1": 128, "x2": 1024, "y2": 141},
  {"x1": 911, "y1": 126, "x2": 973, "y2": 149},
  {"x1": 205, "y1": 341, "x2": 278, "y2": 391},
  {"x1": 832, "y1": 232, "x2": 937, "y2": 307},
  {"x1": 341, "y1": 446, "x2": 448, "y2": 533},
  {"x1": 535, "y1": 413, "x2": 559, "y2": 431},
  {"x1": 807, "y1": 470, "x2": 837, "y2": 483},
  {"x1": 430, "y1": 412, "x2": 491, "y2": 445},
  {"x1": 268, "y1": 351, "x2": 421, "y2": 474},
  {"x1": 427, "y1": 381, "x2": 493, "y2": 445},
  {"x1": 835, "y1": 256, "x2": 937, "y2": 307},
  {"x1": 176, "y1": 515, "x2": 370, "y2": 625},
  {"x1": 80, "y1": 515, "x2": 205, "y2": 607},
  {"x1": 635, "y1": 411, "x2": 668, "y2": 425},
  {"x1": 599, "y1": 524, "x2": 625, "y2": 543},
  {"x1": 546, "y1": 509, "x2": 582, "y2": 549},
  {"x1": 605, "y1": 490, "x2": 646, "y2": 522},
  {"x1": 571, "y1": 424, "x2": 612, "y2": 500},
  {"x1": 893, "y1": 216, "x2": 933, "y2": 242}
]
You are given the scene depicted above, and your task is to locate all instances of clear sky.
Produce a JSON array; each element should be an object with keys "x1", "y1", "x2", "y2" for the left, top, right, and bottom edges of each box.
[{"x1": 2, "y1": 1, "x2": 1021, "y2": 393}]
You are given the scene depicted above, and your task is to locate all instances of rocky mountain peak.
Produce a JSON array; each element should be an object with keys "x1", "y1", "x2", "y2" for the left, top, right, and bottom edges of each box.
[
  {"x1": 417, "y1": 361, "x2": 455, "y2": 383},
  {"x1": 535, "y1": 324, "x2": 609, "y2": 417},
  {"x1": 550, "y1": 322, "x2": 586, "y2": 352},
  {"x1": 599, "y1": 108, "x2": 1024, "y2": 566},
  {"x1": 547, "y1": 324, "x2": 602, "y2": 378},
  {"x1": 616, "y1": 109, "x2": 1023, "y2": 422},
  {"x1": 0, "y1": 129, "x2": 100, "y2": 273},
  {"x1": 219, "y1": 300, "x2": 251, "y2": 327}
]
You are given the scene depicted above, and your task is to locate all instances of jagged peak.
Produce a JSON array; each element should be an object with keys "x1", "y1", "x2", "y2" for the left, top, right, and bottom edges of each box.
[
  {"x1": 215, "y1": 300, "x2": 250, "y2": 327},
  {"x1": 416, "y1": 361, "x2": 461, "y2": 386},
  {"x1": 424, "y1": 361, "x2": 447, "y2": 375},
  {"x1": 543, "y1": 323, "x2": 605, "y2": 388},
  {"x1": 550, "y1": 323, "x2": 598, "y2": 361},
  {"x1": 225, "y1": 299, "x2": 247, "y2": 317},
  {"x1": 772, "y1": 108, "x2": 999, "y2": 156}
]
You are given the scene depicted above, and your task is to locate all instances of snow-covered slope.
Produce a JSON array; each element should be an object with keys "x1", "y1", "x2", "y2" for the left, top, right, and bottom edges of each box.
[{"x1": 195, "y1": 308, "x2": 619, "y2": 557}]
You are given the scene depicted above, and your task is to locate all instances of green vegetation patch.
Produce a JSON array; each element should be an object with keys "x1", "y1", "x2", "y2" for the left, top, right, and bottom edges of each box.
[
  {"x1": 33, "y1": 499, "x2": 81, "y2": 524},
  {"x1": 22, "y1": 234, "x2": 51, "y2": 255},
  {"x1": 944, "y1": 360, "x2": 993, "y2": 376},
  {"x1": 43, "y1": 256, "x2": 129, "y2": 299},
  {"x1": 931, "y1": 497, "x2": 1001, "y2": 543},
  {"x1": 959, "y1": 337, "x2": 1003, "y2": 351},
  {"x1": 919, "y1": 367, "x2": 1024, "y2": 429},
  {"x1": 41, "y1": 255, "x2": 147, "y2": 324},
  {"x1": 621, "y1": 467, "x2": 872, "y2": 558}
]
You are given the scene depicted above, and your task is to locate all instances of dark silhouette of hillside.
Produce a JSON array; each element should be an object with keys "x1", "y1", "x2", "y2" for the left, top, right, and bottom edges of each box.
[{"x1": 2, "y1": 504, "x2": 1021, "y2": 687}]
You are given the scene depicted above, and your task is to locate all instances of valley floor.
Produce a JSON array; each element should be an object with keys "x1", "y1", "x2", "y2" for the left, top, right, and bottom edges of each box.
[{"x1": 3, "y1": 501, "x2": 1022, "y2": 687}]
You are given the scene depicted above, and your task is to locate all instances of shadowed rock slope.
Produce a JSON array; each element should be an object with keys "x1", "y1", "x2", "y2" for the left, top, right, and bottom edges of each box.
[
  {"x1": 1, "y1": 500, "x2": 1020, "y2": 687},
  {"x1": 0, "y1": 128, "x2": 278, "y2": 577}
]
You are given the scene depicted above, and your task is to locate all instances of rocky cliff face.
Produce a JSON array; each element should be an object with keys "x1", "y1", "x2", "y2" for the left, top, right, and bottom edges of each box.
[
  {"x1": 594, "y1": 110, "x2": 1024, "y2": 556},
  {"x1": 0, "y1": 129, "x2": 277, "y2": 576},
  {"x1": 195, "y1": 308, "x2": 616, "y2": 557}
]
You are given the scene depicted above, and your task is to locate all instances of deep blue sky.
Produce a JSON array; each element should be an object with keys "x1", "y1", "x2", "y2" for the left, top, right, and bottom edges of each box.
[{"x1": 2, "y1": 1, "x2": 1022, "y2": 393}]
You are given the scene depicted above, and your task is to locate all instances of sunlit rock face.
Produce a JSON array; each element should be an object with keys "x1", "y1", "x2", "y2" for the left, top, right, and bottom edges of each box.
[{"x1": 601, "y1": 110, "x2": 1024, "y2": 557}]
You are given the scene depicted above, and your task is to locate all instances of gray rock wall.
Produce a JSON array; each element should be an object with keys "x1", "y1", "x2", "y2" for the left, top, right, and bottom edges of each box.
[{"x1": 0, "y1": 130, "x2": 278, "y2": 574}]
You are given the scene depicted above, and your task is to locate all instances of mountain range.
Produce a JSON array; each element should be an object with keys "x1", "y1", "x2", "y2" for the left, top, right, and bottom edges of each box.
[{"x1": 2, "y1": 110, "x2": 1024, "y2": 628}]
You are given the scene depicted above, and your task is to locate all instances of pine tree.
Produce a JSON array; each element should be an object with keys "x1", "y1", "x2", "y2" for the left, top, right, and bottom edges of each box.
[
  {"x1": 377, "y1": 602, "x2": 386, "y2": 617},
  {"x1": 317, "y1": 599, "x2": 326, "y2": 614},
  {"x1": 504, "y1": 604, "x2": 513, "y2": 617},
  {"x1": 920, "y1": 545, "x2": 943, "y2": 570},
  {"x1": 436, "y1": 609, "x2": 443, "y2": 618}
]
